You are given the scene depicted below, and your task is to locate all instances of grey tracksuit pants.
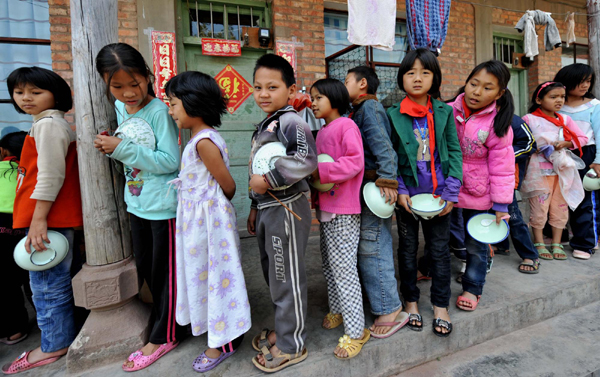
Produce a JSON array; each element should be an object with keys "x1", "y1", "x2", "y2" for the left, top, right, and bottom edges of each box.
[{"x1": 256, "y1": 196, "x2": 310, "y2": 355}]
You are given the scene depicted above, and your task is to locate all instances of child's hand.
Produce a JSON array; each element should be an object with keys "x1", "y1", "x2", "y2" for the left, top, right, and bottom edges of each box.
[
  {"x1": 495, "y1": 211, "x2": 509, "y2": 225},
  {"x1": 591, "y1": 163, "x2": 600, "y2": 177},
  {"x1": 247, "y1": 208, "x2": 258, "y2": 235},
  {"x1": 554, "y1": 140, "x2": 573, "y2": 150},
  {"x1": 250, "y1": 174, "x2": 269, "y2": 195},
  {"x1": 438, "y1": 199, "x2": 454, "y2": 216},
  {"x1": 311, "y1": 168, "x2": 320, "y2": 182},
  {"x1": 380, "y1": 187, "x2": 398, "y2": 205},
  {"x1": 397, "y1": 194, "x2": 412, "y2": 213},
  {"x1": 94, "y1": 134, "x2": 122, "y2": 154},
  {"x1": 25, "y1": 218, "x2": 49, "y2": 253}
]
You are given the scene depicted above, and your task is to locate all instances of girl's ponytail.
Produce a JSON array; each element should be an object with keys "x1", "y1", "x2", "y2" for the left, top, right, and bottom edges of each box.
[{"x1": 493, "y1": 87, "x2": 514, "y2": 138}]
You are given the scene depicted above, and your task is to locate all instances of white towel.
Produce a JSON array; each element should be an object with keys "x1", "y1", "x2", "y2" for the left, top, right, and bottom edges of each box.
[{"x1": 347, "y1": 0, "x2": 397, "y2": 51}]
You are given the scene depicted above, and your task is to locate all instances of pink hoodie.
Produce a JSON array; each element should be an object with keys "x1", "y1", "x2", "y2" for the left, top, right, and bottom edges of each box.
[
  {"x1": 451, "y1": 94, "x2": 515, "y2": 212},
  {"x1": 316, "y1": 117, "x2": 365, "y2": 214}
]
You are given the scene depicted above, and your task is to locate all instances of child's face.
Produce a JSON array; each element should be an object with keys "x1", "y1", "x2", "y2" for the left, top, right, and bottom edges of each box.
[
  {"x1": 106, "y1": 69, "x2": 150, "y2": 113},
  {"x1": 344, "y1": 73, "x2": 366, "y2": 101},
  {"x1": 464, "y1": 69, "x2": 503, "y2": 111},
  {"x1": 402, "y1": 59, "x2": 433, "y2": 101},
  {"x1": 310, "y1": 87, "x2": 335, "y2": 122},
  {"x1": 536, "y1": 88, "x2": 566, "y2": 113},
  {"x1": 569, "y1": 76, "x2": 592, "y2": 98},
  {"x1": 253, "y1": 67, "x2": 295, "y2": 114},
  {"x1": 12, "y1": 84, "x2": 55, "y2": 115},
  {"x1": 167, "y1": 96, "x2": 192, "y2": 130}
]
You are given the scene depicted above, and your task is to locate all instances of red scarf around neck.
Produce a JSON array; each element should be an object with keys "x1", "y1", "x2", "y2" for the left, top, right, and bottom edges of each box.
[
  {"x1": 532, "y1": 108, "x2": 583, "y2": 157},
  {"x1": 400, "y1": 95, "x2": 439, "y2": 197}
]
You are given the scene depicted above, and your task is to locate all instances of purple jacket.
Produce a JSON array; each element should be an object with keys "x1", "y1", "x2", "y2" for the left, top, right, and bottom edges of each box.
[{"x1": 451, "y1": 94, "x2": 515, "y2": 212}]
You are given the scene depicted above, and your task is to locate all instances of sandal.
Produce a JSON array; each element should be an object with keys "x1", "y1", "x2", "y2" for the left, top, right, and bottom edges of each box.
[
  {"x1": 432, "y1": 318, "x2": 453, "y2": 338},
  {"x1": 535, "y1": 243, "x2": 553, "y2": 260},
  {"x1": 369, "y1": 311, "x2": 409, "y2": 339},
  {"x1": 252, "y1": 347, "x2": 308, "y2": 373},
  {"x1": 334, "y1": 330, "x2": 370, "y2": 360},
  {"x1": 406, "y1": 313, "x2": 423, "y2": 332},
  {"x1": 573, "y1": 250, "x2": 591, "y2": 260},
  {"x1": 322, "y1": 313, "x2": 343, "y2": 330},
  {"x1": 518, "y1": 259, "x2": 540, "y2": 274},
  {"x1": 1, "y1": 351, "x2": 60, "y2": 375},
  {"x1": 0, "y1": 333, "x2": 28, "y2": 345},
  {"x1": 456, "y1": 294, "x2": 481, "y2": 311},
  {"x1": 551, "y1": 243, "x2": 567, "y2": 260},
  {"x1": 122, "y1": 342, "x2": 179, "y2": 372},
  {"x1": 192, "y1": 349, "x2": 236, "y2": 372},
  {"x1": 252, "y1": 328, "x2": 274, "y2": 352}
]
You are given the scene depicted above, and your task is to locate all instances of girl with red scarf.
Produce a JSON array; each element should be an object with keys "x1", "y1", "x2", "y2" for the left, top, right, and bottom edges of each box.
[
  {"x1": 388, "y1": 48, "x2": 462, "y2": 337},
  {"x1": 521, "y1": 82, "x2": 588, "y2": 261}
]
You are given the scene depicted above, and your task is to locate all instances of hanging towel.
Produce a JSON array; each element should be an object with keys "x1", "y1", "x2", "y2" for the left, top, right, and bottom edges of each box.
[
  {"x1": 565, "y1": 12, "x2": 576, "y2": 48},
  {"x1": 405, "y1": 0, "x2": 452, "y2": 53},
  {"x1": 347, "y1": 0, "x2": 397, "y2": 51},
  {"x1": 515, "y1": 10, "x2": 562, "y2": 59}
]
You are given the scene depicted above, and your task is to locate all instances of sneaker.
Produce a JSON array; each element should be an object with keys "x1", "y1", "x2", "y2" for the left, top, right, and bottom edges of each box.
[{"x1": 486, "y1": 257, "x2": 493, "y2": 274}]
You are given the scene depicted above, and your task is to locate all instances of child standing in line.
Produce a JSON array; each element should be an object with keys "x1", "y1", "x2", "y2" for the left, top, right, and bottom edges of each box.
[
  {"x1": 247, "y1": 54, "x2": 317, "y2": 373},
  {"x1": 450, "y1": 61, "x2": 515, "y2": 312},
  {"x1": 554, "y1": 64, "x2": 600, "y2": 260},
  {"x1": 389, "y1": 48, "x2": 462, "y2": 337},
  {"x1": 3, "y1": 67, "x2": 83, "y2": 375},
  {"x1": 521, "y1": 82, "x2": 587, "y2": 261},
  {"x1": 0, "y1": 129, "x2": 28, "y2": 346},
  {"x1": 165, "y1": 72, "x2": 251, "y2": 372},
  {"x1": 309, "y1": 78, "x2": 369, "y2": 358},
  {"x1": 344, "y1": 66, "x2": 403, "y2": 338},
  {"x1": 93, "y1": 43, "x2": 183, "y2": 372}
]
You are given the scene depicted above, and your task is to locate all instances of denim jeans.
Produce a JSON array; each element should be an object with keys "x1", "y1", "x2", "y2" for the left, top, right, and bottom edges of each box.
[
  {"x1": 396, "y1": 208, "x2": 451, "y2": 308},
  {"x1": 498, "y1": 191, "x2": 539, "y2": 260},
  {"x1": 461, "y1": 209, "x2": 490, "y2": 296},
  {"x1": 357, "y1": 205, "x2": 402, "y2": 315},
  {"x1": 449, "y1": 208, "x2": 467, "y2": 260},
  {"x1": 29, "y1": 227, "x2": 76, "y2": 352}
]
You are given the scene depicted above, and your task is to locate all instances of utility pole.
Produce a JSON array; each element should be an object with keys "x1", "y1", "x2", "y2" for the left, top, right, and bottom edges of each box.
[
  {"x1": 589, "y1": 0, "x2": 600, "y2": 99},
  {"x1": 67, "y1": 0, "x2": 150, "y2": 372}
]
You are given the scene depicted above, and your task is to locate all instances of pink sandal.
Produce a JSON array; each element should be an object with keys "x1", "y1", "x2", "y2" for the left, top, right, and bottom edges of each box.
[
  {"x1": 456, "y1": 295, "x2": 481, "y2": 311},
  {"x1": 122, "y1": 342, "x2": 179, "y2": 372},
  {"x1": 2, "y1": 350, "x2": 60, "y2": 375}
]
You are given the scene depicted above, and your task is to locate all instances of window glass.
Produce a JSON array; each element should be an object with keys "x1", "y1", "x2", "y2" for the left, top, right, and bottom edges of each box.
[{"x1": 190, "y1": 9, "x2": 224, "y2": 38}]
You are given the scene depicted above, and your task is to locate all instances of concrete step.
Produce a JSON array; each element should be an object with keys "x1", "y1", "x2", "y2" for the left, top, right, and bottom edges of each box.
[
  {"x1": 2, "y1": 231, "x2": 600, "y2": 377},
  {"x1": 395, "y1": 300, "x2": 600, "y2": 377}
]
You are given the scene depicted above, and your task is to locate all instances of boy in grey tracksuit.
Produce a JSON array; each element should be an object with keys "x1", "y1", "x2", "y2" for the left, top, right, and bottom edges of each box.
[{"x1": 248, "y1": 54, "x2": 317, "y2": 369}]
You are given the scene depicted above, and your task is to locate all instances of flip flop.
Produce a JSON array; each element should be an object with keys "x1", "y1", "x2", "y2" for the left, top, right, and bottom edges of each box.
[
  {"x1": 456, "y1": 294, "x2": 481, "y2": 311},
  {"x1": 370, "y1": 311, "x2": 410, "y2": 339},
  {"x1": 518, "y1": 259, "x2": 540, "y2": 274},
  {"x1": 322, "y1": 313, "x2": 343, "y2": 330},
  {"x1": 2, "y1": 351, "x2": 60, "y2": 375},
  {"x1": 432, "y1": 318, "x2": 453, "y2": 338},
  {"x1": 334, "y1": 330, "x2": 370, "y2": 360},
  {"x1": 122, "y1": 342, "x2": 179, "y2": 372},
  {"x1": 0, "y1": 333, "x2": 28, "y2": 346},
  {"x1": 192, "y1": 349, "x2": 237, "y2": 372},
  {"x1": 573, "y1": 250, "x2": 591, "y2": 260},
  {"x1": 406, "y1": 313, "x2": 423, "y2": 332}
]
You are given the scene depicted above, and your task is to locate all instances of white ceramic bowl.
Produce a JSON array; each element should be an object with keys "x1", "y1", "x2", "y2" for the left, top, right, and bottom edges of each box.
[
  {"x1": 252, "y1": 142, "x2": 290, "y2": 191},
  {"x1": 409, "y1": 193, "x2": 446, "y2": 219},
  {"x1": 310, "y1": 154, "x2": 335, "y2": 192},
  {"x1": 363, "y1": 182, "x2": 395, "y2": 218},
  {"x1": 583, "y1": 169, "x2": 600, "y2": 191},
  {"x1": 466, "y1": 213, "x2": 509, "y2": 244},
  {"x1": 14, "y1": 230, "x2": 69, "y2": 271}
]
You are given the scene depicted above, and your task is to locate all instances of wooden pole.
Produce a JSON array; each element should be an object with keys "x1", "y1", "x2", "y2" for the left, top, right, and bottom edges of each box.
[
  {"x1": 71, "y1": 0, "x2": 132, "y2": 265},
  {"x1": 589, "y1": 0, "x2": 600, "y2": 99}
]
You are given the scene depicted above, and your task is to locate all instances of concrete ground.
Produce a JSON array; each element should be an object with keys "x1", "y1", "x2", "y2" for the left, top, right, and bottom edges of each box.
[{"x1": 2, "y1": 216, "x2": 600, "y2": 376}]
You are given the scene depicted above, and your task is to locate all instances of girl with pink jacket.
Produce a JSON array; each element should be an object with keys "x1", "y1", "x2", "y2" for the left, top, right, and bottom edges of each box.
[
  {"x1": 310, "y1": 79, "x2": 369, "y2": 359},
  {"x1": 450, "y1": 61, "x2": 515, "y2": 312}
]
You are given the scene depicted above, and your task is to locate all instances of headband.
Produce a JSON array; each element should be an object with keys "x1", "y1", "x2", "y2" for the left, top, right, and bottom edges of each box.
[{"x1": 536, "y1": 81, "x2": 564, "y2": 98}]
